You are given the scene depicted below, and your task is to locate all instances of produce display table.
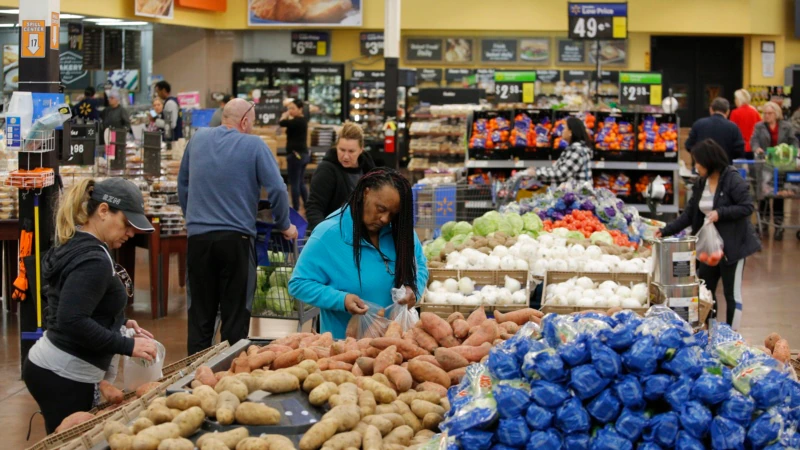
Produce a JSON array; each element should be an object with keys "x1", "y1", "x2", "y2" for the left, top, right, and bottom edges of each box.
[
  {"x1": 116, "y1": 219, "x2": 186, "y2": 319},
  {"x1": 0, "y1": 219, "x2": 19, "y2": 314}
]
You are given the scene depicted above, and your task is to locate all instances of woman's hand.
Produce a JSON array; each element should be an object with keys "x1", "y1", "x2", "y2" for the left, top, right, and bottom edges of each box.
[
  {"x1": 654, "y1": 230, "x2": 663, "y2": 238},
  {"x1": 126, "y1": 320, "x2": 154, "y2": 339},
  {"x1": 345, "y1": 294, "x2": 368, "y2": 315},
  {"x1": 707, "y1": 210, "x2": 720, "y2": 223},
  {"x1": 399, "y1": 286, "x2": 416, "y2": 308},
  {"x1": 132, "y1": 337, "x2": 157, "y2": 361},
  {"x1": 755, "y1": 147, "x2": 765, "y2": 156}
]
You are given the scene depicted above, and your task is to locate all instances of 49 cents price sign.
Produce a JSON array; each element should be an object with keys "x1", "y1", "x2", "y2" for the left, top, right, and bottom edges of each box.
[
  {"x1": 568, "y1": 2, "x2": 628, "y2": 40},
  {"x1": 619, "y1": 72, "x2": 663, "y2": 106},
  {"x1": 494, "y1": 71, "x2": 536, "y2": 104}
]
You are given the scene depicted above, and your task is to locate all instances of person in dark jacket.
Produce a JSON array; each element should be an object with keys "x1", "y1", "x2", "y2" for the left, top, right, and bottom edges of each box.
[
  {"x1": 72, "y1": 87, "x2": 100, "y2": 122},
  {"x1": 750, "y1": 101, "x2": 799, "y2": 240},
  {"x1": 657, "y1": 139, "x2": 760, "y2": 331},
  {"x1": 685, "y1": 97, "x2": 746, "y2": 162},
  {"x1": 306, "y1": 122, "x2": 375, "y2": 232},
  {"x1": 22, "y1": 178, "x2": 157, "y2": 433},
  {"x1": 280, "y1": 98, "x2": 310, "y2": 211}
]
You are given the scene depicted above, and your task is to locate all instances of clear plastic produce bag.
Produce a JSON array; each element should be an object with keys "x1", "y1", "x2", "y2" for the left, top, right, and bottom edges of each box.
[
  {"x1": 346, "y1": 300, "x2": 391, "y2": 339},
  {"x1": 123, "y1": 339, "x2": 166, "y2": 391},
  {"x1": 696, "y1": 219, "x2": 724, "y2": 266},
  {"x1": 385, "y1": 287, "x2": 419, "y2": 332}
]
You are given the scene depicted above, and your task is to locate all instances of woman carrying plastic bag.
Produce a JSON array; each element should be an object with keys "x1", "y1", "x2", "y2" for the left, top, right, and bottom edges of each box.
[{"x1": 657, "y1": 140, "x2": 760, "y2": 330}]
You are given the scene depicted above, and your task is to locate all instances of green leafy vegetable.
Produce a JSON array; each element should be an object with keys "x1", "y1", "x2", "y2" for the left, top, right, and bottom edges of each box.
[
  {"x1": 473, "y1": 216, "x2": 498, "y2": 237},
  {"x1": 590, "y1": 231, "x2": 614, "y2": 245},
  {"x1": 441, "y1": 221, "x2": 457, "y2": 241},
  {"x1": 504, "y1": 213, "x2": 524, "y2": 236}
]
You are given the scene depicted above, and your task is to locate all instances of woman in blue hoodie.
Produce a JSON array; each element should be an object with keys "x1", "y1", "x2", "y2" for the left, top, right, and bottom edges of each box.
[{"x1": 289, "y1": 168, "x2": 428, "y2": 339}]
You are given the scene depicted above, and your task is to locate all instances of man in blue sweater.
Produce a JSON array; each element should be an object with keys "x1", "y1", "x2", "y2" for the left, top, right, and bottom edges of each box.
[{"x1": 179, "y1": 98, "x2": 297, "y2": 354}]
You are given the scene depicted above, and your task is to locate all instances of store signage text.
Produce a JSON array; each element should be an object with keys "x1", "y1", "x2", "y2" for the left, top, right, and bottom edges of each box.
[
  {"x1": 360, "y1": 32, "x2": 384, "y2": 56},
  {"x1": 416, "y1": 68, "x2": 443, "y2": 84},
  {"x1": 568, "y1": 2, "x2": 628, "y2": 40},
  {"x1": 352, "y1": 70, "x2": 385, "y2": 80},
  {"x1": 255, "y1": 89, "x2": 283, "y2": 126},
  {"x1": 535, "y1": 70, "x2": 561, "y2": 83},
  {"x1": 481, "y1": 39, "x2": 517, "y2": 62},
  {"x1": 494, "y1": 71, "x2": 536, "y2": 104},
  {"x1": 291, "y1": 32, "x2": 329, "y2": 56},
  {"x1": 406, "y1": 38, "x2": 442, "y2": 61},
  {"x1": 619, "y1": 72, "x2": 663, "y2": 106},
  {"x1": 558, "y1": 39, "x2": 585, "y2": 64}
]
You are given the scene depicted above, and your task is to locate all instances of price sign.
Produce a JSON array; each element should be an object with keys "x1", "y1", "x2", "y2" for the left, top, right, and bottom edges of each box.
[
  {"x1": 619, "y1": 72, "x2": 663, "y2": 106},
  {"x1": 494, "y1": 71, "x2": 536, "y2": 104},
  {"x1": 255, "y1": 89, "x2": 283, "y2": 126},
  {"x1": 568, "y1": 3, "x2": 628, "y2": 40},
  {"x1": 360, "y1": 32, "x2": 384, "y2": 56},
  {"x1": 291, "y1": 32, "x2": 329, "y2": 56},
  {"x1": 62, "y1": 123, "x2": 96, "y2": 166}
]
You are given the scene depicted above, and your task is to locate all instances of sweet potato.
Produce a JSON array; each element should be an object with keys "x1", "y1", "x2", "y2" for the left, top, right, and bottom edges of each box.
[
  {"x1": 234, "y1": 402, "x2": 281, "y2": 426},
  {"x1": 352, "y1": 364, "x2": 364, "y2": 377},
  {"x1": 374, "y1": 346, "x2": 398, "y2": 374},
  {"x1": 299, "y1": 419, "x2": 339, "y2": 450},
  {"x1": 411, "y1": 328, "x2": 439, "y2": 353},
  {"x1": 466, "y1": 307, "x2": 487, "y2": 327},
  {"x1": 312, "y1": 332, "x2": 334, "y2": 347},
  {"x1": 313, "y1": 347, "x2": 331, "y2": 359},
  {"x1": 448, "y1": 367, "x2": 467, "y2": 385},
  {"x1": 494, "y1": 308, "x2": 542, "y2": 325},
  {"x1": 420, "y1": 313, "x2": 459, "y2": 348},
  {"x1": 385, "y1": 365, "x2": 413, "y2": 393},
  {"x1": 416, "y1": 382, "x2": 447, "y2": 397},
  {"x1": 773, "y1": 338, "x2": 791, "y2": 363},
  {"x1": 362, "y1": 347, "x2": 381, "y2": 358},
  {"x1": 136, "y1": 381, "x2": 162, "y2": 398},
  {"x1": 195, "y1": 366, "x2": 218, "y2": 388},
  {"x1": 356, "y1": 357, "x2": 375, "y2": 375},
  {"x1": 452, "y1": 319, "x2": 470, "y2": 340},
  {"x1": 329, "y1": 361, "x2": 354, "y2": 371},
  {"x1": 411, "y1": 355, "x2": 442, "y2": 369},
  {"x1": 434, "y1": 347, "x2": 469, "y2": 372},
  {"x1": 272, "y1": 348, "x2": 304, "y2": 369},
  {"x1": 407, "y1": 360, "x2": 450, "y2": 388},
  {"x1": 499, "y1": 321, "x2": 520, "y2": 334},
  {"x1": 385, "y1": 322, "x2": 403, "y2": 339},
  {"x1": 100, "y1": 380, "x2": 125, "y2": 404},
  {"x1": 331, "y1": 350, "x2": 362, "y2": 364},
  {"x1": 302, "y1": 348, "x2": 319, "y2": 362},
  {"x1": 317, "y1": 358, "x2": 331, "y2": 371},
  {"x1": 346, "y1": 315, "x2": 359, "y2": 339},
  {"x1": 446, "y1": 312, "x2": 465, "y2": 325},
  {"x1": 765, "y1": 333, "x2": 782, "y2": 352},
  {"x1": 371, "y1": 338, "x2": 429, "y2": 360},
  {"x1": 331, "y1": 341, "x2": 347, "y2": 356},
  {"x1": 447, "y1": 343, "x2": 492, "y2": 363},
  {"x1": 232, "y1": 356, "x2": 251, "y2": 374},
  {"x1": 260, "y1": 344, "x2": 292, "y2": 354},
  {"x1": 247, "y1": 345, "x2": 260, "y2": 356},
  {"x1": 463, "y1": 320, "x2": 499, "y2": 347}
]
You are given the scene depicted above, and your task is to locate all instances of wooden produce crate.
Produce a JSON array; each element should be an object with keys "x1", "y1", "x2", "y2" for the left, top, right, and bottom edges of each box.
[
  {"x1": 540, "y1": 271, "x2": 651, "y2": 316},
  {"x1": 419, "y1": 268, "x2": 531, "y2": 318}
]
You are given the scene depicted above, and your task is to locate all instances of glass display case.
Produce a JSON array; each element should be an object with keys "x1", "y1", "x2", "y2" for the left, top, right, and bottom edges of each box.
[
  {"x1": 307, "y1": 64, "x2": 344, "y2": 125},
  {"x1": 271, "y1": 63, "x2": 306, "y2": 101}
]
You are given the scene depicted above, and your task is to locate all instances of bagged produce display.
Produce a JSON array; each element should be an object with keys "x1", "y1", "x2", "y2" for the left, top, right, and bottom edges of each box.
[{"x1": 696, "y1": 219, "x2": 724, "y2": 266}]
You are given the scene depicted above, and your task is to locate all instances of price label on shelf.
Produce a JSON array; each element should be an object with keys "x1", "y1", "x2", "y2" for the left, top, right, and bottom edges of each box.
[
  {"x1": 255, "y1": 90, "x2": 283, "y2": 126},
  {"x1": 62, "y1": 123, "x2": 96, "y2": 166},
  {"x1": 595, "y1": 161, "x2": 605, "y2": 169},
  {"x1": 494, "y1": 71, "x2": 536, "y2": 104},
  {"x1": 472, "y1": 160, "x2": 488, "y2": 168},
  {"x1": 514, "y1": 160, "x2": 525, "y2": 168},
  {"x1": 568, "y1": 3, "x2": 627, "y2": 40},
  {"x1": 638, "y1": 162, "x2": 648, "y2": 169},
  {"x1": 619, "y1": 72, "x2": 663, "y2": 106}
]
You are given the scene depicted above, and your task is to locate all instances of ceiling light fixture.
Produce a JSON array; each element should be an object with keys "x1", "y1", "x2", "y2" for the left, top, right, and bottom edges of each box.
[
  {"x1": 97, "y1": 21, "x2": 149, "y2": 26},
  {"x1": 0, "y1": 9, "x2": 19, "y2": 14},
  {"x1": 0, "y1": 23, "x2": 15, "y2": 27},
  {"x1": 84, "y1": 18, "x2": 122, "y2": 23},
  {"x1": 60, "y1": 14, "x2": 85, "y2": 19}
]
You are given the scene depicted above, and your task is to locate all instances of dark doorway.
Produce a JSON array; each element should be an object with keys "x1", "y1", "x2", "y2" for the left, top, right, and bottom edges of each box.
[{"x1": 651, "y1": 36, "x2": 744, "y2": 127}]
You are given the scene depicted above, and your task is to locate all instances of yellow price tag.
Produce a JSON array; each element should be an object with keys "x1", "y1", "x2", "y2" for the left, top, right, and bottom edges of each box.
[
  {"x1": 317, "y1": 42, "x2": 327, "y2": 56},
  {"x1": 650, "y1": 84, "x2": 663, "y2": 106},
  {"x1": 522, "y1": 83, "x2": 534, "y2": 103},
  {"x1": 612, "y1": 17, "x2": 627, "y2": 39}
]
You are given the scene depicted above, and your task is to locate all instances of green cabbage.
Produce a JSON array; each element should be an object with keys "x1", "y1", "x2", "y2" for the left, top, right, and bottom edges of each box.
[
  {"x1": 265, "y1": 287, "x2": 293, "y2": 316},
  {"x1": 504, "y1": 213, "x2": 524, "y2": 236},
  {"x1": 424, "y1": 237, "x2": 447, "y2": 260},
  {"x1": 483, "y1": 211, "x2": 501, "y2": 222},
  {"x1": 256, "y1": 268, "x2": 270, "y2": 292},
  {"x1": 522, "y1": 212, "x2": 544, "y2": 232},
  {"x1": 590, "y1": 231, "x2": 614, "y2": 245},
  {"x1": 441, "y1": 221, "x2": 457, "y2": 241},
  {"x1": 453, "y1": 221, "x2": 473, "y2": 237},
  {"x1": 551, "y1": 227, "x2": 571, "y2": 238},
  {"x1": 495, "y1": 218, "x2": 514, "y2": 236},
  {"x1": 268, "y1": 267, "x2": 293, "y2": 288},
  {"x1": 450, "y1": 233, "x2": 470, "y2": 247},
  {"x1": 473, "y1": 216, "x2": 498, "y2": 237},
  {"x1": 267, "y1": 250, "x2": 285, "y2": 264},
  {"x1": 567, "y1": 231, "x2": 585, "y2": 240}
]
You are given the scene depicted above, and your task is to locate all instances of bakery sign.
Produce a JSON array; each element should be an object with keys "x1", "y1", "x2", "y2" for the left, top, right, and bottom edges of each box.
[
  {"x1": 59, "y1": 47, "x2": 89, "y2": 88},
  {"x1": 248, "y1": 0, "x2": 362, "y2": 27}
]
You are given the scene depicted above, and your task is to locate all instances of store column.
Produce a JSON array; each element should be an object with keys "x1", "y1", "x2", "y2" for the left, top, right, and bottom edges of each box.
[
  {"x1": 17, "y1": 0, "x2": 61, "y2": 370},
  {"x1": 383, "y1": 0, "x2": 400, "y2": 170}
]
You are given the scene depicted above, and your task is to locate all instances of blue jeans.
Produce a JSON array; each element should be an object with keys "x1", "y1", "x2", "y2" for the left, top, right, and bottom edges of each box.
[{"x1": 287, "y1": 151, "x2": 310, "y2": 210}]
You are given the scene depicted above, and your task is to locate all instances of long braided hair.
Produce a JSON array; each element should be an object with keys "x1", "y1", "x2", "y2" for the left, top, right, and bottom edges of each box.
[{"x1": 337, "y1": 168, "x2": 418, "y2": 296}]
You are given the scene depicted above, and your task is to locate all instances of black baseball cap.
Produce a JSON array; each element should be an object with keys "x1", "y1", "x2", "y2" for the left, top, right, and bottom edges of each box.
[{"x1": 91, "y1": 178, "x2": 155, "y2": 232}]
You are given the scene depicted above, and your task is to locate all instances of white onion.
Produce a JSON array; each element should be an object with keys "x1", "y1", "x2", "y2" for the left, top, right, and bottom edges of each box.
[
  {"x1": 426, "y1": 291, "x2": 447, "y2": 304},
  {"x1": 464, "y1": 294, "x2": 481, "y2": 306},
  {"x1": 585, "y1": 245, "x2": 603, "y2": 259},
  {"x1": 594, "y1": 297, "x2": 609, "y2": 308},
  {"x1": 538, "y1": 234, "x2": 554, "y2": 247},
  {"x1": 607, "y1": 295, "x2": 621, "y2": 308},
  {"x1": 516, "y1": 260, "x2": 529, "y2": 271},
  {"x1": 582, "y1": 288, "x2": 596, "y2": 299},
  {"x1": 443, "y1": 278, "x2": 459, "y2": 293},
  {"x1": 492, "y1": 245, "x2": 509, "y2": 258},
  {"x1": 554, "y1": 284, "x2": 570, "y2": 298},
  {"x1": 599, "y1": 280, "x2": 618, "y2": 291},
  {"x1": 577, "y1": 297, "x2": 594, "y2": 308},
  {"x1": 632, "y1": 284, "x2": 648, "y2": 304},
  {"x1": 568, "y1": 244, "x2": 586, "y2": 258},
  {"x1": 567, "y1": 290, "x2": 582, "y2": 306},
  {"x1": 429, "y1": 280, "x2": 443, "y2": 292},
  {"x1": 500, "y1": 255, "x2": 517, "y2": 270},
  {"x1": 576, "y1": 277, "x2": 595, "y2": 290},
  {"x1": 512, "y1": 290, "x2": 528, "y2": 304},
  {"x1": 497, "y1": 288, "x2": 513, "y2": 305},
  {"x1": 549, "y1": 259, "x2": 568, "y2": 271},
  {"x1": 616, "y1": 286, "x2": 632, "y2": 298},
  {"x1": 505, "y1": 276, "x2": 522, "y2": 293},
  {"x1": 621, "y1": 297, "x2": 641, "y2": 309},
  {"x1": 485, "y1": 256, "x2": 501, "y2": 270},
  {"x1": 533, "y1": 259, "x2": 548, "y2": 277},
  {"x1": 483, "y1": 290, "x2": 498, "y2": 305},
  {"x1": 458, "y1": 277, "x2": 475, "y2": 295}
]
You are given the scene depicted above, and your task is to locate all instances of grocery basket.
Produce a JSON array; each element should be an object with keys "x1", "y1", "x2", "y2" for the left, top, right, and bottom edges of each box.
[
  {"x1": 733, "y1": 158, "x2": 800, "y2": 240},
  {"x1": 412, "y1": 178, "x2": 500, "y2": 241}
]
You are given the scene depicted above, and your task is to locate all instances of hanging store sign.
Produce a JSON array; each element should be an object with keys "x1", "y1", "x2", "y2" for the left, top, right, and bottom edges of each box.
[
  {"x1": 535, "y1": 70, "x2": 561, "y2": 83},
  {"x1": 564, "y1": 70, "x2": 591, "y2": 82},
  {"x1": 21, "y1": 20, "x2": 45, "y2": 58},
  {"x1": 351, "y1": 70, "x2": 385, "y2": 80},
  {"x1": 416, "y1": 68, "x2": 443, "y2": 84},
  {"x1": 291, "y1": 31, "x2": 330, "y2": 56},
  {"x1": 59, "y1": 45, "x2": 89, "y2": 88},
  {"x1": 558, "y1": 39, "x2": 585, "y2": 64},
  {"x1": 568, "y1": 2, "x2": 628, "y2": 40},
  {"x1": 480, "y1": 39, "x2": 517, "y2": 63},
  {"x1": 254, "y1": 89, "x2": 282, "y2": 126},
  {"x1": 445, "y1": 68, "x2": 473, "y2": 84},
  {"x1": 124, "y1": 30, "x2": 142, "y2": 70},
  {"x1": 103, "y1": 29, "x2": 123, "y2": 71},
  {"x1": 619, "y1": 71, "x2": 663, "y2": 106},
  {"x1": 360, "y1": 32, "x2": 384, "y2": 56},
  {"x1": 63, "y1": 123, "x2": 97, "y2": 166},
  {"x1": 83, "y1": 26, "x2": 102, "y2": 70},
  {"x1": 405, "y1": 38, "x2": 443, "y2": 62},
  {"x1": 494, "y1": 71, "x2": 536, "y2": 104}
]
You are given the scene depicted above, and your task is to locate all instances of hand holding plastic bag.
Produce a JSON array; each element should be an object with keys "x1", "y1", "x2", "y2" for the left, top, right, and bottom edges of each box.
[
  {"x1": 345, "y1": 300, "x2": 390, "y2": 339},
  {"x1": 385, "y1": 287, "x2": 419, "y2": 332},
  {"x1": 696, "y1": 219, "x2": 724, "y2": 266}
]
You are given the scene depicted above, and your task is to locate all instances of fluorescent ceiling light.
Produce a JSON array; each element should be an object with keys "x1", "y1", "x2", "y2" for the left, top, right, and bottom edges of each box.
[
  {"x1": 61, "y1": 14, "x2": 85, "y2": 19},
  {"x1": 98, "y1": 21, "x2": 148, "y2": 26},
  {"x1": 84, "y1": 18, "x2": 122, "y2": 22},
  {"x1": 0, "y1": 23, "x2": 15, "y2": 27},
  {"x1": 0, "y1": 9, "x2": 19, "y2": 14}
]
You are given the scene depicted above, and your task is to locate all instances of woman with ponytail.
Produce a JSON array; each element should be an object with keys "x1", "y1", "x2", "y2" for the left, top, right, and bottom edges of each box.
[
  {"x1": 289, "y1": 168, "x2": 428, "y2": 338},
  {"x1": 23, "y1": 178, "x2": 157, "y2": 433}
]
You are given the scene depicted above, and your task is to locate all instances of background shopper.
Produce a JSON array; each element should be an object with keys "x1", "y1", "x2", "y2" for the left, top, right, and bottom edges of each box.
[
  {"x1": 527, "y1": 117, "x2": 593, "y2": 184},
  {"x1": 22, "y1": 178, "x2": 156, "y2": 433},
  {"x1": 155, "y1": 80, "x2": 183, "y2": 141},
  {"x1": 729, "y1": 89, "x2": 761, "y2": 158},
  {"x1": 179, "y1": 98, "x2": 297, "y2": 355},
  {"x1": 279, "y1": 99, "x2": 310, "y2": 212},
  {"x1": 306, "y1": 122, "x2": 375, "y2": 232},
  {"x1": 750, "y1": 101, "x2": 799, "y2": 240},
  {"x1": 685, "y1": 97, "x2": 745, "y2": 162},
  {"x1": 101, "y1": 89, "x2": 130, "y2": 135},
  {"x1": 208, "y1": 95, "x2": 231, "y2": 128},
  {"x1": 657, "y1": 139, "x2": 760, "y2": 330}
]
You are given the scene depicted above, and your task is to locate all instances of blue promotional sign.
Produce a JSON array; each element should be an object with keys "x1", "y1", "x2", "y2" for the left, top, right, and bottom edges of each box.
[
  {"x1": 568, "y1": 2, "x2": 628, "y2": 40},
  {"x1": 6, "y1": 116, "x2": 21, "y2": 148}
]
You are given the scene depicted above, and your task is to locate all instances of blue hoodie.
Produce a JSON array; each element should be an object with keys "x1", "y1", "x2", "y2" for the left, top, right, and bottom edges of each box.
[{"x1": 288, "y1": 206, "x2": 428, "y2": 339}]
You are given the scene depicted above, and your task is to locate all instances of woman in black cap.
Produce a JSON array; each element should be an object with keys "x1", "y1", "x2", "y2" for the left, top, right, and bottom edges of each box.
[{"x1": 22, "y1": 178, "x2": 157, "y2": 433}]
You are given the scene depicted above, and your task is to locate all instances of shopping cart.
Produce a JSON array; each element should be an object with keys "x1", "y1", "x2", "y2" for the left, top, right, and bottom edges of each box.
[
  {"x1": 412, "y1": 177, "x2": 499, "y2": 241},
  {"x1": 733, "y1": 158, "x2": 800, "y2": 240}
]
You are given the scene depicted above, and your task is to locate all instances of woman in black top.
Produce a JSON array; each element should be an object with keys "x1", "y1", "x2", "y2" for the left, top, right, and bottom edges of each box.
[
  {"x1": 306, "y1": 122, "x2": 375, "y2": 231},
  {"x1": 279, "y1": 98, "x2": 310, "y2": 211},
  {"x1": 22, "y1": 178, "x2": 157, "y2": 433},
  {"x1": 657, "y1": 140, "x2": 760, "y2": 330}
]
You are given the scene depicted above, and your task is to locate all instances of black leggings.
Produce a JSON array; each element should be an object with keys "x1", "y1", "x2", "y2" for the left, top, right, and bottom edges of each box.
[
  {"x1": 698, "y1": 258, "x2": 745, "y2": 330},
  {"x1": 287, "y1": 151, "x2": 309, "y2": 211},
  {"x1": 22, "y1": 359, "x2": 95, "y2": 434}
]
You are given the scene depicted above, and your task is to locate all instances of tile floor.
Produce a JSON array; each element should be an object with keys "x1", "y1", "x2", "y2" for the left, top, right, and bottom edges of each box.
[{"x1": 1, "y1": 238, "x2": 799, "y2": 448}]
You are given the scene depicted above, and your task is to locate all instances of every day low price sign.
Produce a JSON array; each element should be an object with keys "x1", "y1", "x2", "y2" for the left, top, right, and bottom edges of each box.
[
  {"x1": 568, "y1": 2, "x2": 628, "y2": 40},
  {"x1": 494, "y1": 71, "x2": 536, "y2": 104},
  {"x1": 619, "y1": 72, "x2": 663, "y2": 106}
]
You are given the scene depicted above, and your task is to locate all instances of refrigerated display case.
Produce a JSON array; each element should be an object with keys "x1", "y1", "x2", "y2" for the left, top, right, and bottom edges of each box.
[
  {"x1": 347, "y1": 73, "x2": 386, "y2": 151},
  {"x1": 308, "y1": 64, "x2": 344, "y2": 125},
  {"x1": 271, "y1": 63, "x2": 306, "y2": 101},
  {"x1": 233, "y1": 62, "x2": 270, "y2": 102}
]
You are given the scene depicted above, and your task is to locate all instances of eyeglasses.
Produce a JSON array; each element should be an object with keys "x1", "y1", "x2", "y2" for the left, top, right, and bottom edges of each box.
[
  {"x1": 378, "y1": 251, "x2": 394, "y2": 276},
  {"x1": 241, "y1": 101, "x2": 255, "y2": 124},
  {"x1": 115, "y1": 264, "x2": 134, "y2": 298}
]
